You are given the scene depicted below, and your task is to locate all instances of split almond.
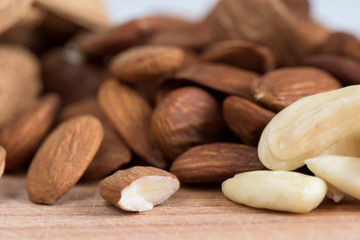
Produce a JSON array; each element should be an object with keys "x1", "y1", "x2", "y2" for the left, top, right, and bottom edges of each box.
[
  {"x1": 99, "y1": 166, "x2": 179, "y2": 212},
  {"x1": 201, "y1": 40, "x2": 275, "y2": 74},
  {"x1": 170, "y1": 143, "x2": 264, "y2": 183},
  {"x1": 151, "y1": 87, "x2": 223, "y2": 160},
  {"x1": 109, "y1": 45, "x2": 185, "y2": 83},
  {"x1": 252, "y1": 67, "x2": 342, "y2": 112},
  {"x1": 0, "y1": 93, "x2": 61, "y2": 172},
  {"x1": 60, "y1": 98, "x2": 132, "y2": 180},
  {"x1": 223, "y1": 96, "x2": 275, "y2": 145},
  {"x1": 0, "y1": 147, "x2": 6, "y2": 178},
  {"x1": 26, "y1": 115, "x2": 104, "y2": 204},
  {"x1": 175, "y1": 63, "x2": 259, "y2": 100},
  {"x1": 98, "y1": 80, "x2": 166, "y2": 168}
]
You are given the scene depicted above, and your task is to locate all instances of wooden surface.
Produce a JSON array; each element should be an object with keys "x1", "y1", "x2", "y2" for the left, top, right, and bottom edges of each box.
[{"x1": 1, "y1": 175, "x2": 360, "y2": 240}]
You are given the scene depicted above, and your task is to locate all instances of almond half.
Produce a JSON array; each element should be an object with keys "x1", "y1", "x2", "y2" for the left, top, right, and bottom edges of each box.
[{"x1": 99, "y1": 166, "x2": 180, "y2": 212}]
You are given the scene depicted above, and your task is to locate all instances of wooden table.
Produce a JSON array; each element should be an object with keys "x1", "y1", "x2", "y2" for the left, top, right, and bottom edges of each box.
[{"x1": 1, "y1": 174, "x2": 359, "y2": 240}]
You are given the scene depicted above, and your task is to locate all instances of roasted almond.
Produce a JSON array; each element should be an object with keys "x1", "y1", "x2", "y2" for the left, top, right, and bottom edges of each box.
[
  {"x1": 109, "y1": 45, "x2": 185, "y2": 83},
  {"x1": 170, "y1": 143, "x2": 264, "y2": 183},
  {"x1": 0, "y1": 93, "x2": 61, "y2": 172},
  {"x1": 0, "y1": 0, "x2": 33, "y2": 34},
  {"x1": 99, "y1": 166, "x2": 179, "y2": 212},
  {"x1": 0, "y1": 44, "x2": 42, "y2": 127},
  {"x1": 175, "y1": 63, "x2": 259, "y2": 100},
  {"x1": 0, "y1": 146, "x2": 6, "y2": 178},
  {"x1": 252, "y1": 67, "x2": 342, "y2": 112},
  {"x1": 98, "y1": 80, "x2": 166, "y2": 168},
  {"x1": 151, "y1": 87, "x2": 223, "y2": 160},
  {"x1": 201, "y1": 40, "x2": 275, "y2": 74},
  {"x1": 303, "y1": 55, "x2": 360, "y2": 86},
  {"x1": 223, "y1": 96, "x2": 275, "y2": 145},
  {"x1": 60, "y1": 98, "x2": 132, "y2": 180},
  {"x1": 26, "y1": 115, "x2": 104, "y2": 204}
]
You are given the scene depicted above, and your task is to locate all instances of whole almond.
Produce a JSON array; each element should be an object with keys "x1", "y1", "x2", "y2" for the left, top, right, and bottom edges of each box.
[
  {"x1": 60, "y1": 98, "x2": 132, "y2": 180},
  {"x1": 109, "y1": 45, "x2": 185, "y2": 83},
  {"x1": 175, "y1": 63, "x2": 259, "y2": 100},
  {"x1": 170, "y1": 143, "x2": 264, "y2": 183},
  {"x1": 26, "y1": 115, "x2": 104, "y2": 204},
  {"x1": 98, "y1": 80, "x2": 166, "y2": 168},
  {"x1": 0, "y1": 93, "x2": 61, "y2": 172},
  {"x1": 151, "y1": 87, "x2": 223, "y2": 160},
  {"x1": 0, "y1": 146, "x2": 6, "y2": 178},
  {"x1": 100, "y1": 166, "x2": 179, "y2": 212},
  {"x1": 201, "y1": 40, "x2": 275, "y2": 74},
  {"x1": 303, "y1": 55, "x2": 360, "y2": 86},
  {"x1": 0, "y1": 0, "x2": 33, "y2": 34},
  {"x1": 252, "y1": 67, "x2": 342, "y2": 112},
  {"x1": 223, "y1": 96, "x2": 275, "y2": 145},
  {"x1": 0, "y1": 44, "x2": 42, "y2": 127}
]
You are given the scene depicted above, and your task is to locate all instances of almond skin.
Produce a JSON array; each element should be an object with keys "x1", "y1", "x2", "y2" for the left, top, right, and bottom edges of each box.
[
  {"x1": 98, "y1": 80, "x2": 166, "y2": 168},
  {"x1": 99, "y1": 166, "x2": 179, "y2": 212},
  {"x1": 175, "y1": 63, "x2": 259, "y2": 100},
  {"x1": 170, "y1": 143, "x2": 265, "y2": 183},
  {"x1": 0, "y1": 93, "x2": 61, "y2": 172},
  {"x1": 151, "y1": 87, "x2": 223, "y2": 160},
  {"x1": 252, "y1": 67, "x2": 342, "y2": 112},
  {"x1": 223, "y1": 96, "x2": 275, "y2": 145},
  {"x1": 60, "y1": 98, "x2": 132, "y2": 180},
  {"x1": 26, "y1": 115, "x2": 104, "y2": 204},
  {"x1": 109, "y1": 45, "x2": 185, "y2": 83},
  {"x1": 0, "y1": 146, "x2": 6, "y2": 178},
  {"x1": 201, "y1": 40, "x2": 275, "y2": 74}
]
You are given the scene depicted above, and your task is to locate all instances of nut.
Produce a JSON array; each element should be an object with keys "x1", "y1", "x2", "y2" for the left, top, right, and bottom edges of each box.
[
  {"x1": 175, "y1": 63, "x2": 259, "y2": 100},
  {"x1": 252, "y1": 67, "x2": 342, "y2": 112},
  {"x1": 151, "y1": 87, "x2": 223, "y2": 160},
  {"x1": 223, "y1": 96, "x2": 275, "y2": 145},
  {"x1": 98, "y1": 80, "x2": 166, "y2": 168},
  {"x1": 320, "y1": 129, "x2": 360, "y2": 157},
  {"x1": 0, "y1": 146, "x2": 6, "y2": 178},
  {"x1": 306, "y1": 155, "x2": 360, "y2": 201},
  {"x1": 109, "y1": 45, "x2": 185, "y2": 83},
  {"x1": 222, "y1": 170, "x2": 327, "y2": 213},
  {"x1": 258, "y1": 85, "x2": 360, "y2": 171},
  {"x1": 0, "y1": 93, "x2": 61, "y2": 172},
  {"x1": 26, "y1": 115, "x2": 104, "y2": 204},
  {"x1": 170, "y1": 143, "x2": 264, "y2": 183},
  {"x1": 0, "y1": 0, "x2": 33, "y2": 34},
  {"x1": 99, "y1": 166, "x2": 180, "y2": 212}
]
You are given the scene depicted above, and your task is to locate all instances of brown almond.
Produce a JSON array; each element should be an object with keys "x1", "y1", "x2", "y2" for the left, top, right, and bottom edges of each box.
[
  {"x1": 201, "y1": 40, "x2": 275, "y2": 74},
  {"x1": 223, "y1": 96, "x2": 275, "y2": 145},
  {"x1": 151, "y1": 87, "x2": 223, "y2": 160},
  {"x1": 281, "y1": 0, "x2": 310, "y2": 20},
  {"x1": 0, "y1": 0, "x2": 33, "y2": 34},
  {"x1": 303, "y1": 55, "x2": 360, "y2": 86},
  {"x1": 42, "y1": 48, "x2": 107, "y2": 105},
  {"x1": 99, "y1": 166, "x2": 179, "y2": 212},
  {"x1": 60, "y1": 98, "x2": 132, "y2": 180},
  {"x1": 252, "y1": 67, "x2": 342, "y2": 112},
  {"x1": 0, "y1": 44, "x2": 42, "y2": 127},
  {"x1": 0, "y1": 146, "x2": 6, "y2": 178},
  {"x1": 0, "y1": 93, "x2": 61, "y2": 172},
  {"x1": 98, "y1": 80, "x2": 166, "y2": 168},
  {"x1": 26, "y1": 115, "x2": 104, "y2": 204},
  {"x1": 170, "y1": 143, "x2": 265, "y2": 183},
  {"x1": 109, "y1": 45, "x2": 185, "y2": 83},
  {"x1": 174, "y1": 63, "x2": 259, "y2": 100}
]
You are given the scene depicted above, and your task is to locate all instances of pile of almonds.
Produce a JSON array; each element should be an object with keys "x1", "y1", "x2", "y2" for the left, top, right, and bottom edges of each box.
[{"x1": 1, "y1": 0, "x2": 360, "y2": 213}]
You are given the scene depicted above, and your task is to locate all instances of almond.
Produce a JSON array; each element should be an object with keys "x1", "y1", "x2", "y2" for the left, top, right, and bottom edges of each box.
[
  {"x1": 252, "y1": 67, "x2": 342, "y2": 112},
  {"x1": 109, "y1": 45, "x2": 185, "y2": 83},
  {"x1": 0, "y1": 146, "x2": 6, "y2": 178},
  {"x1": 151, "y1": 87, "x2": 223, "y2": 160},
  {"x1": 0, "y1": 0, "x2": 33, "y2": 34},
  {"x1": 174, "y1": 63, "x2": 259, "y2": 100},
  {"x1": 0, "y1": 93, "x2": 61, "y2": 172},
  {"x1": 98, "y1": 80, "x2": 166, "y2": 168},
  {"x1": 201, "y1": 40, "x2": 275, "y2": 74},
  {"x1": 99, "y1": 166, "x2": 179, "y2": 212},
  {"x1": 0, "y1": 44, "x2": 42, "y2": 127},
  {"x1": 170, "y1": 143, "x2": 264, "y2": 183},
  {"x1": 223, "y1": 96, "x2": 275, "y2": 145},
  {"x1": 281, "y1": 0, "x2": 310, "y2": 20},
  {"x1": 60, "y1": 98, "x2": 132, "y2": 180},
  {"x1": 26, "y1": 115, "x2": 104, "y2": 204}
]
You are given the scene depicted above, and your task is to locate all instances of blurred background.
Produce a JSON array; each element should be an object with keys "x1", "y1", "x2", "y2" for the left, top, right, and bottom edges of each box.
[{"x1": 105, "y1": 0, "x2": 360, "y2": 36}]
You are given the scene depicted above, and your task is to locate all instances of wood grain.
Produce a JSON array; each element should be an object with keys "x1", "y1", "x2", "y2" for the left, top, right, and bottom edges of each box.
[{"x1": 1, "y1": 175, "x2": 360, "y2": 240}]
